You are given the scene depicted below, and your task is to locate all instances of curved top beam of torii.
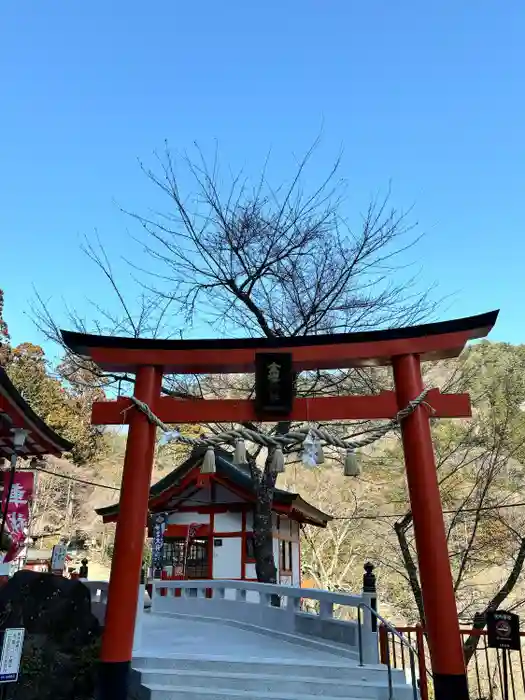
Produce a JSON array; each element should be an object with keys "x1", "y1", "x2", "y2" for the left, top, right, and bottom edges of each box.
[{"x1": 61, "y1": 310, "x2": 499, "y2": 375}]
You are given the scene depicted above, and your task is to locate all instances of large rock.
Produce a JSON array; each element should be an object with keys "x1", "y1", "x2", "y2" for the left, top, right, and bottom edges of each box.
[{"x1": 0, "y1": 571, "x2": 101, "y2": 699}]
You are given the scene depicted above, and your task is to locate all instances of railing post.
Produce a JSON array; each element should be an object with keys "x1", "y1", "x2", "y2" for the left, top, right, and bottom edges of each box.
[
  {"x1": 363, "y1": 562, "x2": 378, "y2": 629},
  {"x1": 416, "y1": 624, "x2": 430, "y2": 700},
  {"x1": 319, "y1": 600, "x2": 334, "y2": 619},
  {"x1": 150, "y1": 581, "x2": 157, "y2": 613},
  {"x1": 236, "y1": 588, "x2": 247, "y2": 602},
  {"x1": 379, "y1": 624, "x2": 389, "y2": 665},
  {"x1": 362, "y1": 562, "x2": 379, "y2": 664}
]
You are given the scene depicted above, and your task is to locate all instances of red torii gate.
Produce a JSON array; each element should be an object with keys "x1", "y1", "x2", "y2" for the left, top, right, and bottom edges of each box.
[{"x1": 62, "y1": 310, "x2": 499, "y2": 700}]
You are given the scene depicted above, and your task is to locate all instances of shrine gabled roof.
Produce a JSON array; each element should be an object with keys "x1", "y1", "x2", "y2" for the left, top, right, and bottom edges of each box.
[
  {"x1": 61, "y1": 310, "x2": 499, "y2": 374},
  {"x1": 96, "y1": 446, "x2": 332, "y2": 528},
  {"x1": 0, "y1": 367, "x2": 74, "y2": 458}
]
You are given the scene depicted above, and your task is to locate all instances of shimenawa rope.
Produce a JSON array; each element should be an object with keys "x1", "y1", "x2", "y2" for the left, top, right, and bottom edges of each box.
[{"x1": 124, "y1": 388, "x2": 434, "y2": 477}]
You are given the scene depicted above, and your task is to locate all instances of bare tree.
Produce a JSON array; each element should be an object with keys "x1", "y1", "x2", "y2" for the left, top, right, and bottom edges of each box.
[
  {"x1": 281, "y1": 463, "x2": 386, "y2": 595},
  {"x1": 33, "y1": 140, "x2": 437, "y2": 583}
]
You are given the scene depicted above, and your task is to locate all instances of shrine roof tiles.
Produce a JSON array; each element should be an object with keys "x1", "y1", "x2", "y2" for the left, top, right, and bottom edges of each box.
[
  {"x1": 96, "y1": 446, "x2": 332, "y2": 528},
  {"x1": 0, "y1": 367, "x2": 74, "y2": 459}
]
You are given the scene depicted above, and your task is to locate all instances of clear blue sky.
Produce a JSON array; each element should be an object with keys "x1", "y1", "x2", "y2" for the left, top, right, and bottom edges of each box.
[{"x1": 1, "y1": 1, "x2": 524, "y2": 359}]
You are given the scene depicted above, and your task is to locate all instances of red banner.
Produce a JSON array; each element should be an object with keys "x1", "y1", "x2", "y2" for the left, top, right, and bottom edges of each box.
[{"x1": 2, "y1": 471, "x2": 34, "y2": 563}]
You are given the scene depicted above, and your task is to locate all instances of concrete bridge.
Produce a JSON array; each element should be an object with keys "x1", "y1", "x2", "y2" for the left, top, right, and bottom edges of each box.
[{"x1": 84, "y1": 579, "x2": 420, "y2": 700}]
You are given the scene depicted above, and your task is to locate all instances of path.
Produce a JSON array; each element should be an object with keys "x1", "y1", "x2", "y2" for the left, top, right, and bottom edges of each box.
[{"x1": 135, "y1": 611, "x2": 354, "y2": 663}]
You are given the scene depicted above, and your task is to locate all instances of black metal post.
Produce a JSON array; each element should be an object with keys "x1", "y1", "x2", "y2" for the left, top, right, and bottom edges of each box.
[
  {"x1": 363, "y1": 562, "x2": 377, "y2": 632},
  {"x1": 502, "y1": 649, "x2": 509, "y2": 700},
  {"x1": 79, "y1": 558, "x2": 89, "y2": 579}
]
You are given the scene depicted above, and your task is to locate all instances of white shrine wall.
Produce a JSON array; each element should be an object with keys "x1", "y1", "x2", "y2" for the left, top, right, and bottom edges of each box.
[
  {"x1": 214, "y1": 511, "x2": 242, "y2": 532},
  {"x1": 166, "y1": 511, "x2": 210, "y2": 526},
  {"x1": 244, "y1": 562, "x2": 257, "y2": 579},
  {"x1": 212, "y1": 535, "x2": 242, "y2": 579}
]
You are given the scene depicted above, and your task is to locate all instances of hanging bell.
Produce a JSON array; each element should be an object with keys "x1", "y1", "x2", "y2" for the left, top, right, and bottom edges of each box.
[
  {"x1": 269, "y1": 446, "x2": 285, "y2": 474},
  {"x1": 343, "y1": 449, "x2": 360, "y2": 477},
  {"x1": 301, "y1": 430, "x2": 318, "y2": 468},
  {"x1": 314, "y1": 438, "x2": 325, "y2": 465},
  {"x1": 200, "y1": 446, "x2": 216, "y2": 474},
  {"x1": 233, "y1": 438, "x2": 247, "y2": 465}
]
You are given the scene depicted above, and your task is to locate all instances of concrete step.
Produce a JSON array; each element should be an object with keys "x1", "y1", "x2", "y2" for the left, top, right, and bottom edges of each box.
[
  {"x1": 130, "y1": 683, "x2": 379, "y2": 700},
  {"x1": 132, "y1": 655, "x2": 407, "y2": 684},
  {"x1": 132, "y1": 668, "x2": 415, "y2": 699}
]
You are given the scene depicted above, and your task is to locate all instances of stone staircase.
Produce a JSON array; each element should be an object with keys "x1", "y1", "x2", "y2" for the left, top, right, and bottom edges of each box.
[
  {"x1": 129, "y1": 654, "x2": 414, "y2": 700},
  {"x1": 127, "y1": 579, "x2": 420, "y2": 700}
]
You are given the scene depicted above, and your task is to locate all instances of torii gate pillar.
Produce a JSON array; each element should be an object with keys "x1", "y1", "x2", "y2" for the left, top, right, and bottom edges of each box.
[
  {"x1": 98, "y1": 365, "x2": 162, "y2": 699},
  {"x1": 62, "y1": 310, "x2": 499, "y2": 700},
  {"x1": 393, "y1": 354, "x2": 469, "y2": 699}
]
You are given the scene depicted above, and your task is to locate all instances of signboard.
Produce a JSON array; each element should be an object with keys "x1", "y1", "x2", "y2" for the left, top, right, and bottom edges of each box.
[
  {"x1": 2, "y1": 472, "x2": 34, "y2": 564},
  {"x1": 51, "y1": 543, "x2": 67, "y2": 574},
  {"x1": 254, "y1": 352, "x2": 294, "y2": 416},
  {"x1": 152, "y1": 513, "x2": 168, "y2": 572},
  {"x1": 0, "y1": 628, "x2": 25, "y2": 683},
  {"x1": 487, "y1": 610, "x2": 520, "y2": 651}
]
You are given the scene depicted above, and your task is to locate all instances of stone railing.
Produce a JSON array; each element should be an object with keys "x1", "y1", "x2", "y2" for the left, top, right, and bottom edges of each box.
[
  {"x1": 82, "y1": 579, "x2": 145, "y2": 652},
  {"x1": 151, "y1": 578, "x2": 379, "y2": 665}
]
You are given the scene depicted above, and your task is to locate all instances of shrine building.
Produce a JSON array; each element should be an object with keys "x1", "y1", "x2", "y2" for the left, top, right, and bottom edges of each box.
[
  {"x1": 0, "y1": 367, "x2": 73, "y2": 461},
  {"x1": 0, "y1": 366, "x2": 73, "y2": 575},
  {"x1": 96, "y1": 446, "x2": 331, "y2": 586}
]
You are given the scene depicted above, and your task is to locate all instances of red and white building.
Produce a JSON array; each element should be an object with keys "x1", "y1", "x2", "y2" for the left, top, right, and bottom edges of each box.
[
  {"x1": 12, "y1": 546, "x2": 72, "y2": 575},
  {"x1": 0, "y1": 366, "x2": 73, "y2": 577},
  {"x1": 97, "y1": 446, "x2": 331, "y2": 586}
]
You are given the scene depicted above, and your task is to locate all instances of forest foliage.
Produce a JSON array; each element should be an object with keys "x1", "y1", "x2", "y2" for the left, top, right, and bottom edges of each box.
[{"x1": 0, "y1": 291, "x2": 106, "y2": 465}]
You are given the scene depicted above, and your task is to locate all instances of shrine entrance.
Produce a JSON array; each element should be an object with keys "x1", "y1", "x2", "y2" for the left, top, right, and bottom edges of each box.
[
  {"x1": 62, "y1": 310, "x2": 499, "y2": 700},
  {"x1": 164, "y1": 537, "x2": 209, "y2": 579}
]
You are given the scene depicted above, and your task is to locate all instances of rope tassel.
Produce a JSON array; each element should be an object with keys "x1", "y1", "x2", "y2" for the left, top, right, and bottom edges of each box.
[
  {"x1": 269, "y1": 446, "x2": 285, "y2": 474},
  {"x1": 233, "y1": 438, "x2": 247, "y2": 465},
  {"x1": 200, "y1": 446, "x2": 216, "y2": 474},
  {"x1": 344, "y1": 449, "x2": 360, "y2": 477}
]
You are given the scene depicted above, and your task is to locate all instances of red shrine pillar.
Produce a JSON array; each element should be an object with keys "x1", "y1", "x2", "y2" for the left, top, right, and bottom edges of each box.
[
  {"x1": 98, "y1": 365, "x2": 162, "y2": 700},
  {"x1": 392, "y1": 354, "x2": 468, "y2": 700}
]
